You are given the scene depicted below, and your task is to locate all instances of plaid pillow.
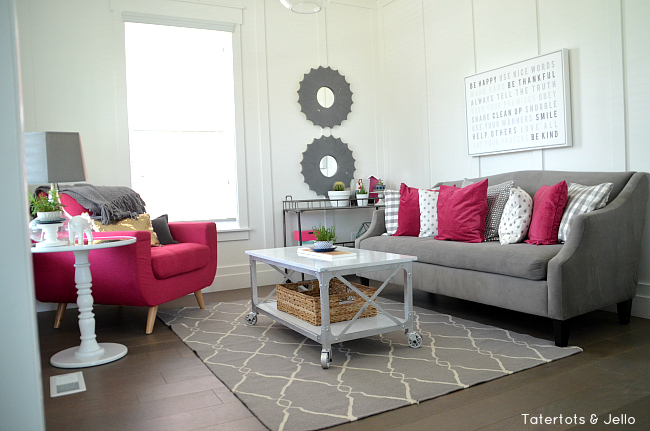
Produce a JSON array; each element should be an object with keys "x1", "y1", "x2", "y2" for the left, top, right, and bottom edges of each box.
[
  {"x1": 557, "y1": 182, "x2": 613, "y2": 242},
  {"x1": 384, "y1": 190, "x2": 400, "y2": 235}
]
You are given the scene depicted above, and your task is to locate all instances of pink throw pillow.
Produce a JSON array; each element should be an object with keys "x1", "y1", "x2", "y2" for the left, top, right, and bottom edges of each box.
[
  {"x1": 394, "y1": 183, "x2": 420, "y2": 236},
  {"x1": 435, "y1": 179, "x2": 488, "y2": 243},
  {"x1": 525, "y1": 180, "x2": 568, "y2": 245}
]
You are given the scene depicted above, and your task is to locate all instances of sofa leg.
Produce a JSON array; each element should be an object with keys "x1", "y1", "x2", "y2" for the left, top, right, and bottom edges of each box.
[
  {"x1": 194, "y1": 290, "x2": 205, "y2": 309},
  {"x1": 359, "y1": 277, "x2": 370, "y2": 286},
  {"x1": 54, "y1": 303, "x2": 67, "y2": 329},
  {"x1": 617, "y1": 299, "x2": 633, "y2": 325},
  {"x1": 146, "y1": 306, "x2": 158, "y2": 335},
  {"x1": 552, "y1": 319, "x2": 570, "y2": 347}
]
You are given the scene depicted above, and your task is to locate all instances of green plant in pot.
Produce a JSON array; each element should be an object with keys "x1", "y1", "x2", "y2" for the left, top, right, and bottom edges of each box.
[
  {"x1": 328, "y1": 181, "x2": 349, "y2": 208},
  {"x1": 356, "y1": 185, "x2": 369, "y2": 206},
  {"x1": 311, "y1": 225, "x2": 336, "y2": 250},
  {"x1": 29, "y1": 189, "x2": 65, "y2": 221}
]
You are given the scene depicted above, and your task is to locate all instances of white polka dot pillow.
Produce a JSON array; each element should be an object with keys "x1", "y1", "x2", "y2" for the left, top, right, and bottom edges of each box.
[
  {"x1": 498, "y1": 187, "x2": 533, "y2": 244},
  {"x1": 418, "y1": 189, "x2": 439, "y2": 237}
]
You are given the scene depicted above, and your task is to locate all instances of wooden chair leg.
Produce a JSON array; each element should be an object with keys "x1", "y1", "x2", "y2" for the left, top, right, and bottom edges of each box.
[
  {"x1": 146, "y1": 306, "x2": 158, "y2": 334},
  {"x1": 53, "y1": 303, "x2": 67, "y2": 329},
  {"x1": 194, "y1": 290, "x2": 206, "y2": 309}
]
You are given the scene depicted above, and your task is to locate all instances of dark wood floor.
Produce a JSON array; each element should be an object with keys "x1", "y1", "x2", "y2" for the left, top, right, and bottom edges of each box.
[{"x1": 39, "y1": 284, "x2": 650, "y2": 431}]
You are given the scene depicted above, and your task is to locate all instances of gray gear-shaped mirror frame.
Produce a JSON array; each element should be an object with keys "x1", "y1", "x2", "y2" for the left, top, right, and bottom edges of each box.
[
  {"x1": 298, "y1": 66, "x2": 353, "y2": 128},
  {"x1": 300, "y1": 136, "x2": 356, "y2": 197}
]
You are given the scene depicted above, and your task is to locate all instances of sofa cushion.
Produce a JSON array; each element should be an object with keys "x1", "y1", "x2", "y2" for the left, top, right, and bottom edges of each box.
[
  {"x1": 557, "y1": 182, "x2": 613, "y2": 243},
  {"x1": 525, "y1": 181, "x2": 568, "y2": 245},
  {"x1": 436, "y1": 179, "x2": 488, "y2": 243},
  {"x1": 394, "y1": 183, "x2": 420, "y2": 236},
  {"x1": 360, "y1": 235, "x2": 562, "y2": 281},
  {"x1": 499, "y1": 187, "x2": 533, "y2": 244},
  {"x1": 151, "y1": 242, "x2": 210, "y2": 279},
  {"x1": 384, "y1": 190, "x2": 400, "y2": 235},
  {"x1": 418, "y1": 189, "x2": 439, "y2": 237}
]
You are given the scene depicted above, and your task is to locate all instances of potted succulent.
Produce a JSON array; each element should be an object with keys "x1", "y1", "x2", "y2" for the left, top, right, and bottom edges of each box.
[
  {"x1": 373, "y1": 178, "x2": 385, "y2": 191},
  {"x1": 328, "y1": 181, "x2": 349, "y2": 207},
  {"x1": 356, "y1": 184, "x2": 369, "y2": 206},
  {"x1": 29, "y1": 189, "x2": 65, "y2": 221},
  {"x1": 311, "y1": 225, "x2": 336, "y2": 250}
]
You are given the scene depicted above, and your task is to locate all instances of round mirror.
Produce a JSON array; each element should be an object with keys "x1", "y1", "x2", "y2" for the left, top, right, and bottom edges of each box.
[
  {"x1": 319, "y1": 155, "x2": 337, "y2": 177},
  {"x1": 301, "y1": 136, "x2": 356, "y2": 197},
  {"x1": 317, "y1": 87, "x2": 335, "y2": 108},
  {"x1": 298, "y1": 66, "x2": 353, "y2": 128}
]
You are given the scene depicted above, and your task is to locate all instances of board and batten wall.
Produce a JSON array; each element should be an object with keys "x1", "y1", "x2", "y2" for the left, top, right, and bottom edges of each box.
[
  {"x1": 377, "y1": 0, "x2": 650, "y2": 318},
  {"x1": 14, "y1": 0, "x2": 650, "y2": 317}
]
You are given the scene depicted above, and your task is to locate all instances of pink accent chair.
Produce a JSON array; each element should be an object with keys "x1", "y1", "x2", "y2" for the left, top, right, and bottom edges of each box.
[{"x1": 32, "y1": 194, "x2": 217, "y2": 334}]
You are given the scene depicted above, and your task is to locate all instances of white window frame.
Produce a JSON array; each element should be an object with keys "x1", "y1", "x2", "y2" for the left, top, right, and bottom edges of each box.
[{"x1": 111, "y1": 0, "x2": 249, "y2": 241}]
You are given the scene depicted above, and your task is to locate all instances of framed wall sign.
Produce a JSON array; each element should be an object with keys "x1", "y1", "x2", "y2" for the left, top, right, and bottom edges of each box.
[{"x1": 465, "y1": 49, "x2": 572, "y2": 157}]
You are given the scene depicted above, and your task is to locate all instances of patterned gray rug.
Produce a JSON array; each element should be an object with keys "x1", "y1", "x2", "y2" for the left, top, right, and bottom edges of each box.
[{"x1": 158, "y1": 299, "x2": 581, "y2": 431}]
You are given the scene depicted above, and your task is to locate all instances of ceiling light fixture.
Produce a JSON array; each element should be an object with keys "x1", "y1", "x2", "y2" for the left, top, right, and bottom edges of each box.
[{"x1": 281, "y1": 0, "x2": 329, "y2": 14}]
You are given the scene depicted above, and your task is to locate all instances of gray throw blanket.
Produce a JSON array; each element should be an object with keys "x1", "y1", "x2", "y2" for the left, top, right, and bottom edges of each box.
[{"x1": 37, "y1": 184, "x2": 147, "y2": 225}]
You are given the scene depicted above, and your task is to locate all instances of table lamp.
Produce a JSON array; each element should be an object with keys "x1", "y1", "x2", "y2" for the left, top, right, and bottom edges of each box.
[
  {"x1": 25, "y1": 131, "x2": 87, "y2": 247},
  {"x1": 25, "y1": 131, "x2": 87, "y2": 189}
]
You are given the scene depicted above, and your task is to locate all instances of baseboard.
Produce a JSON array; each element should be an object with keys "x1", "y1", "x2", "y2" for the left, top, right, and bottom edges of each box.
[
  {"x1": 203, "y1": 264, "x2": 281, "y2": 292},
  {"x1": 36, "y1": 276, "x2": 650, "y2": 318},
  {"x1": 601, "y1": 282, "x2": 650, "y2": 319}
]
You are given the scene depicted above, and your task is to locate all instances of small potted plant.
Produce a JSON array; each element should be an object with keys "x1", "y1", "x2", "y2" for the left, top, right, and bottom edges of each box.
[
  {"x1": 328, "y1": 181, "x2": 349, "y2": 207},
  {"x1": 29, "y1": 189, "x2": 65, "y2": 221},
  {"x1": 374, "y1": 179, "x2": 385, "y2": 191},
  {"x1": 311, "y1": 225, "x2": 336, "y2": 250},
  {"x1": 356, "y1": 184, "x2": 369, "y2": 206}
]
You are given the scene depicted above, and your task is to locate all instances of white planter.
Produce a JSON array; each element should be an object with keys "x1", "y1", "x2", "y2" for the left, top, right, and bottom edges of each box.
[
  {"x1": 328, "y1": 190, "x2": 350, "y2": 207},
  {"x1": 37, "y1": 210, "x2": 62, "y2": 221},
  {"x1": 356, "y1": 194, "x2": 369, "y2": 206}
]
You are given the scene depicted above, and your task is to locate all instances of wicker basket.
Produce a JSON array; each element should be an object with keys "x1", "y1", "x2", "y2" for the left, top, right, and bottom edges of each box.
[{"x1": 276, "y1": 279, "x2": 377, "y2": 326}]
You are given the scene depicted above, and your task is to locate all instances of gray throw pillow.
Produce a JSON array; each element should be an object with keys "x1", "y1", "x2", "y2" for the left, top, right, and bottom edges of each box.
[
  {"x1": 151, "y1": 214, "x2": 179, "y2": 245},
  {"x1": 462, "y1": 179, "x2": 514, "y2": 242}
]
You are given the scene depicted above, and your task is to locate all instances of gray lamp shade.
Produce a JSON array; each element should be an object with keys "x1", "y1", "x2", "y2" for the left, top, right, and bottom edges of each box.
[{"x1": 25, "y1": 132, "x2": 87, "y2": 184}]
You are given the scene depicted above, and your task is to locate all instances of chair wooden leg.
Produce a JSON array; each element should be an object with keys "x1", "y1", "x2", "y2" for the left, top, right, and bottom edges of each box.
[
  {"x1": 146, "y1": 306, "x2": 158, "y2": 334},
  {"x1": 53, "y1": 303, "x2": 67, "y2": 329},
  {"x1": 194, "y1": 290, "x2": 205, "y2": 309}
]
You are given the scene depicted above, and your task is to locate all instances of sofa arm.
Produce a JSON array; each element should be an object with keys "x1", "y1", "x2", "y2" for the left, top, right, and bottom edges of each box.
[
  {"x1": 547, "y1": 172, "x2": 649, "y2": 320},
  {"x1": 168, "y1": 222, "x2": 217, "y2": 246},
  {"x1": 355, "y1": 209, "x2": 387, "y2": 248}
]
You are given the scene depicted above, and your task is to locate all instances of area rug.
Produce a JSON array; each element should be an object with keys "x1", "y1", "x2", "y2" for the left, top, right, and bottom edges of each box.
[{"x1": 158, "y1": 299, "x2": 581, "y2": 431}]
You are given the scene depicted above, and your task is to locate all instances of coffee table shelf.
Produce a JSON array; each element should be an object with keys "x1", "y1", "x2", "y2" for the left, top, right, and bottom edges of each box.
[{"x1": 245, "y1": 246, "x2": 420, "y2": 368}]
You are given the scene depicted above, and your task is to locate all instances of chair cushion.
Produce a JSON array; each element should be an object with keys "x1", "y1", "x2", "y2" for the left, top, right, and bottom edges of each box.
[{"x1": 151, "y1": 243, "x2": 210, "y2": 279}]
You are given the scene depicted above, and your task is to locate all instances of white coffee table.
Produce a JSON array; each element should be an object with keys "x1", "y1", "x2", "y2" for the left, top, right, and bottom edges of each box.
[
  {"x1": 245, "y1": 246, "x2": 420, "y2": 368},
  {"x1": 31, "y1": 236, "x2": 136, "y2": 368}
]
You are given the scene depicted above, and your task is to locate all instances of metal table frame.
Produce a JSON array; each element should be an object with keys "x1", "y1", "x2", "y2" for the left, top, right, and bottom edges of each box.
[{"x1": 245, "y1": 247, "x2": 421, "y2": 369}]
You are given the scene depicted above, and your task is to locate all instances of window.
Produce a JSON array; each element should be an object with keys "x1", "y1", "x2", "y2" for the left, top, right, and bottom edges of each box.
[{"x1": 124, "y1": 22, "x2": 238, "y2": 222}]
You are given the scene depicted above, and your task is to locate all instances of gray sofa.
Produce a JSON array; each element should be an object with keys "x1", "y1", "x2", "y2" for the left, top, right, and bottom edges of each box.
[{"x1": 356, "y1": 170, "x2": 649, "y2": 346}]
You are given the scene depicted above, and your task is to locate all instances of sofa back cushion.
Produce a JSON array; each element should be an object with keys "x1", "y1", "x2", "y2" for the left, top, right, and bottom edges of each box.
[{"x1": 437, "y1": 170, "x2": 633, "y2": 205}]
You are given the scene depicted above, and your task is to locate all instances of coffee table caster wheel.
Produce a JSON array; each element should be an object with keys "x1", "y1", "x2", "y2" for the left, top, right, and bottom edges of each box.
[
  {"x1": 245, "y1": 313, "x2": 258, "y2": 326},
  {"x1": 408, "y1": 332, "x2": 422, "y2": 348},
  {"x1": 321, "y1": 351, "x2": 332, "y2": 369}
]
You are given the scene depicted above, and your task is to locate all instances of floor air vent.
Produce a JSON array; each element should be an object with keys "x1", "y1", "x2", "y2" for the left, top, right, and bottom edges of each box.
[{"x1": 50, "y1": 371, "x2": 86, "y2": 397}]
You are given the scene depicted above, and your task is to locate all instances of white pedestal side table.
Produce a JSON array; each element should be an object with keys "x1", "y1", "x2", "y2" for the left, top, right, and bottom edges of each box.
[{"x1": 31, "y1": 236, "x2": 136, "y2": 368}]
